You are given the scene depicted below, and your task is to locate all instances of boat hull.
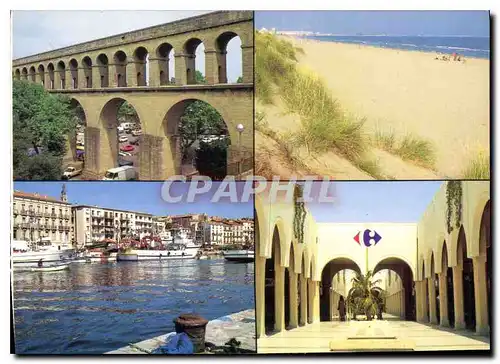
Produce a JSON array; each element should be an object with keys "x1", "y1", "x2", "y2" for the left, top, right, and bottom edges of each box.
[
  {"x1": 223, "y1": 250, "x2": 255, "y2": 263},
  {"x1": 117, "y1": 247, "x2": 199, "y2": 261},
  {"x1": 12, "y1": 249, "x2": 75, "y2": 268}
]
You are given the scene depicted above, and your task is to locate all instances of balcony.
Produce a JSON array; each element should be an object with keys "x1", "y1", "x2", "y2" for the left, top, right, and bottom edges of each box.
[
  {"x1": 63, "y1": 226, "x2": 70, "y2": 232},
  {"x1": 35, "y1": 211, "x2": 43, "y2": 217},
  {"x1": 50, "y1": 212, "x2": 57, "y2": 219},
  {"x1": 50, "y1": 225, "x2": 57, "y2": 231},
  {"x1": 20, "y1": 209, "x2": 28, "y2": 216}
]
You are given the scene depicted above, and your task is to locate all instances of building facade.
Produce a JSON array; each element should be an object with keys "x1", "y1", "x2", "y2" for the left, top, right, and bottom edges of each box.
[{"x1": 13, "y1": 189, "x2": 73, "y2": 245}]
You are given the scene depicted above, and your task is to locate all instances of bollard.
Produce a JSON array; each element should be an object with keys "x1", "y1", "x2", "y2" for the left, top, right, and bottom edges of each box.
[{"x1": 173, "y1": 314, "x2": 209, "y2": 353}]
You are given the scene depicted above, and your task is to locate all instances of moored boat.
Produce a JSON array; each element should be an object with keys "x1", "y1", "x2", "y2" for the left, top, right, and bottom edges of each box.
[
  {"x1": 11, "y1": 239, "x2": 75, "y2": 268},
  {"x1": 223, "y1": 249, "x2": 255, "y2": 263},
  {"x1": 30, "y1": 263, "x2": 70, "y2": 272}
]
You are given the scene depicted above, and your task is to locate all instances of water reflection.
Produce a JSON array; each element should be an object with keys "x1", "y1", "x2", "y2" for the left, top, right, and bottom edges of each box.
[{"x1": 13, "y1": 259, "x2": 254, "y2": 354}]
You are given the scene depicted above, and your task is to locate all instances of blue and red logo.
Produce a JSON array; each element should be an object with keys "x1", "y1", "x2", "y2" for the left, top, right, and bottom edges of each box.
[{"x1": 354, "y1": 229, "x2": 382, "y2": 247}]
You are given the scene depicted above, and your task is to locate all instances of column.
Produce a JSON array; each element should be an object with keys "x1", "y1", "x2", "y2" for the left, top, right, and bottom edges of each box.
[
  {"x1": 204, "y1": 49, "x2": 218, "y2": 84},
  {"x1": 452, "y1": 266, "x2": 466, "y2": 329},
  {"x1": 438, "y1": 272, "x2": 450, "y2": 327},
  {"x1": 138, "y1": 134, "x2": 163, "y2": 180},
  {"x1": 217, "y1": 51, "x2": 227, "y2": 83},
  {"x1": 83, "y1": 126, "x2": 101, "y2": 177},
  {"x1": 312, "y1": 281, "x2": 320, "y2": 323},
  {"x1": 92, "y1": 66, "x2": 101, "y2": 88},
  {"x1": 473, "y1": 255, "x2": 489, "y2": 335},
  {"x1": 54, "y1": 69, "x2": 62, "y2": 89},
  {"x1": 35, "y1": 71, "x2": 43, "y2": 85},
  {"x1": 255, "y1": 255, "x2": 266, "y2": 338},
  {"x1": 241, "y1": 44, "x2": 254, "y2": 83},
  {"x1": 299, "y1": 275, "x2": 307, "y2": 326},
  {"x1": 421, "y1": 280, "x2": 429, "y2": 322},
  {"x1": 109, "y1": 63, "x2": 118, "y2": 87},
  {"x1": 289, "y1": 269, "x2": 298, "y2": 329},
  {"x1": 416, "y1": 281, "x2": 423, "y2": 322},
  {"x1": 126, "y1": 60, "x2": 138, "y2": 87},
  {"x1": 174, "y1": 54, "x2": 188, "y2": 85},
  {"x1": 428, "y1": 278, "x2": 438, "y2": 324},
  {"x1": 275, "y1": 263, "x2": 285, "y2": 332},
  {"x1": 78, "y1": 68, "x2": 87, "y2": 89},
  {"x1": 43, "y1": 72, "x2": 51, "y2": 90},
  {"x1": 148, "y1": 58, "x2": 162, "y2": 87},
  {"x1": 400, "y1": 289, "x2": 405, "y2": 319}
]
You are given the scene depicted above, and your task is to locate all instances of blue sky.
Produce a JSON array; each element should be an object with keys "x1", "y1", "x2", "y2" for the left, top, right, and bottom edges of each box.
[
  {"x1": 306, "y1": 181, "x2": 442, "y2": 223},
  {"x1": 255, "y1": 11, "x2": 490, "y2": 37},
  {"x1": 12, "y1": 11, "x2": 243, "y2": 82},
  {"x1": 13, "y1": 182, "x2": 253, "y2": 218}
]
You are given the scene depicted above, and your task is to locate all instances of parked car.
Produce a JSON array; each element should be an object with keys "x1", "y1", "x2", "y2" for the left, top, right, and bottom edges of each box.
[
  {"x1": 120, "y1": 145, "x2": 134, "y2": 152},
  {"x1": 103, "y1": 166, "x2": 137, "y2": 181},
  {"x1": 118, "y1": 159, "x2": 134, "y2": 167},
  {"x1": 119, "y1": 135, "x2": 128, "y2": 143},
  {"x1": 132, "y1": 129, "x2": 143, "y2": 136},
  {"x1": 61, "y1": 166, "x2": 82, "y2": 180},
  {"x1": 119, "y1": 151, "x2": 132, "y2": 157}
]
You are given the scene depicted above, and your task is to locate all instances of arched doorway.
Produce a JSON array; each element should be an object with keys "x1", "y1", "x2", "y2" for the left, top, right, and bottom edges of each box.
[
  {"x1": 56, "y1": 61, "x2": 66, "y2": 89},
  {"x1": 265, "y1": 226, "x2": 281, "y2": 334},
  {"x1": 133, "y1": 46, "x2": 148, "y2": 86},
  {"x1": 69, "y1": 59, "x2": 78, "y2": 89},
  {"x1": 82, "y1": 56, "x2": 92, "y2": 88},
  {"x1": 47, "y1": 63, "x2": 55, "y2": 89},
  {"x1": 374, "y1": 257, "x2": 416, "y2": 321},
  {"x1": 458, "y1": 226, "x2": 476, "y2": 331},
  {"x1": 320, "y1": 257, "x2": 361, "y2": 322},
  {"x1": 113, "y1": 51, "x2": 127, "y2": 87},
  {"x1": 21, "y1": 67, "x2": 28, "y2": 80},
  {"x1": 442, "y1": 242, "x2": 455, "y2": 327},
  {"x1": 14, "y1": 69, "x2": 21, "y2": 80},
  {"x1": 97, "y1": 54, "x2": 109, "y2": 87},
  {"x1": 37, "y1": 65, "x2": 45, "y2": 87},
  {"x1": 183, "y1": 38, "x2": 205, "y2": 84},
  {"x1": 156, "y1": 43, "x2": 175, "y2": 85},
  {"x1": 479, "y1": 200, "x2": 491, "y2": 330},
  {"x1": 215, "y1": 32, "x2": 243, "y2": 83},
  {"x1": 162, "y1": 99, "x2": 229, "y2": 179},
  {"x1": 99, "y1": 98, "x2": 141, "y2": 174}
]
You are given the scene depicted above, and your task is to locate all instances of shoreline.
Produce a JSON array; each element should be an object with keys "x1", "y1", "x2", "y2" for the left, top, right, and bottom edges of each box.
[
  {"x1": 285, "y1": 35, "x2": 490, "y2": 61},
  {"x1": 106, "y1": 309, "x2": 256, "y2": 354}
]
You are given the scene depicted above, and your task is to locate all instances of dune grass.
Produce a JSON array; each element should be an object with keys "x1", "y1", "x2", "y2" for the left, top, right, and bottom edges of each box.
[
  {"x1": 373, "y1": 129, "x2": 436, "y2": 169},
  {"x1": 462, "y1": 152, "x2": 490, "y2": 179},
  {"x1": 255, "y1": 31, "x2": 367, "y2": 164}
]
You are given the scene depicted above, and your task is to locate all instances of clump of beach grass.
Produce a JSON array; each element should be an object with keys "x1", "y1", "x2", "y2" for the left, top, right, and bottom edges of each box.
[
  {"x1": 373, "y1": 129, "x2": 436, "y2": 169},
  {"x1": 462, "y1": 152, "x2": 490, "y2": 179},
  {"x1": 256, "y1": 31, "x2": 367, "y2": 166}
]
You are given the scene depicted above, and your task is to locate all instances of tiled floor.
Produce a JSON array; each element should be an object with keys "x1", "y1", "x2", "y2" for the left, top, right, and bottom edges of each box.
[{"x1": 258, "y1": 314, "x2": 490, "y2": 353}]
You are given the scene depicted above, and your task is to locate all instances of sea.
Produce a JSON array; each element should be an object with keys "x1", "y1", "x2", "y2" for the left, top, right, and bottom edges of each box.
[
  {"x1": 12, "y1": 258, "x2": 255, "y2": 354},
  {"x1": 304, "y1": 35, "x2": 490, "y2": 59}
]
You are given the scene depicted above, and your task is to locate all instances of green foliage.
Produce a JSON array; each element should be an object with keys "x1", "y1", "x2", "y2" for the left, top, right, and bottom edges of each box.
[
  {"x1": 195, "y1": 139, "x2": 228, "y2": 180},
  {"x1": 236, "y1": 76, "x2": 243, "y2": 83},
  {"x1": 179, "y1": 101, "x2": 227, "y2": 157},
  {"x1": 446, "y1": 181, "x2": 463, "y2": 234},
  {"x1": 347, "y1": 271, "x2": 384, "y2": 321},
  {"x1": 195, "y1": 70, "x2": 207, "y2": 84},
  {"x1": 462, "y1": 152, "x2": 490, "y2": 179},
  {"x1": 293, "y1": 184, "x2": 307, "y2": 244},
  {"x1": 12, "y1": 80, "x2": 77, "y2": 179},
  {"x1": 117, "y1": 101, "x2": 138, "y2": 123}
]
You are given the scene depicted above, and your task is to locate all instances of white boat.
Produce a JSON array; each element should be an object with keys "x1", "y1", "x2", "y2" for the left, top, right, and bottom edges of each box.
[
  {"x1": 117, "y1": 232, "x2": 201, "y2": 261},
  {"x1": 223, "y1": 249, "x2": 255, "y2": 263},
  {"x1": 30, "y1": 263, "x2": 70, "y2": 272},
  {"x1": 11, "y1": 239, "x2": 75, "y2": 268}
]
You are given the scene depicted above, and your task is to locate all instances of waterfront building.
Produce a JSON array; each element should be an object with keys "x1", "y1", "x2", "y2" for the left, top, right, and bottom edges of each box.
[
  {"x1": 12, "y1": 187, "x2": 73, "y2": 245},
  {"x1": 255, "y1": 181, "x2": 490, "y2": 341},
  {"x1": 73, "y1": 205, "x2": 152, "y2": 247}
]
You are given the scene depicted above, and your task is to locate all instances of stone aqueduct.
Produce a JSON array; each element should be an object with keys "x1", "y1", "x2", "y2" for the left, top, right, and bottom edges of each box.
[{"x1": 12, "y1": 11, "x2": 254, "y2": 179}]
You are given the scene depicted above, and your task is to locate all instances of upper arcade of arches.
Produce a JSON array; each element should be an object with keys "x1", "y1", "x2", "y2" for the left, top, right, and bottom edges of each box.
[{"x1": 12, "y1": 11, "x2": 254, "y2": 89}]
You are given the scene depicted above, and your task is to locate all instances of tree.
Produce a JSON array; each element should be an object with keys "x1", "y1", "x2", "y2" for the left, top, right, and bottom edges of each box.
[
  {"x1": 195, "y1": 139, "x2": 228, "y2": 180},
  {"x1": 13, "y1": 80, "x2": 77, "y2": 179},
  {"x1": 195, "y1": 70, "x2": 207, "y2": 84},
  {"x1": 179, "y1": 101, "x2": 227, "y2": 160},
  {"x1": 117, "y1": 101, "x2": 138, "y2": 123},
  {"x1": 347, "y1": 270, "x2": 385, "y2": 321}
]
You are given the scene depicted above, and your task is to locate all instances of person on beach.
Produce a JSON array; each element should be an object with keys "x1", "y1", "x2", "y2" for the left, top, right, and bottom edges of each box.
[{"x1": 338, "y1": 295, "x2": 346, "y2": 321}]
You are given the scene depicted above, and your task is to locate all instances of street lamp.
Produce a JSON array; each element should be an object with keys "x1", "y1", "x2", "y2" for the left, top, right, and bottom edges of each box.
[{"x1": 236, "y1": 124, "x2": 244, "y2": 175}]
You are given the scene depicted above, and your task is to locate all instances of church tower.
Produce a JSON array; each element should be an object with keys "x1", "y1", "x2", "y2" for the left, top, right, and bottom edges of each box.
[{"x1": 61, "y1": 183, "x2": 68, "y2": 202}]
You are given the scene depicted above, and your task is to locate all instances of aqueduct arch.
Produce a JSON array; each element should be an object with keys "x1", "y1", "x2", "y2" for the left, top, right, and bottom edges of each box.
[{"x1": 12, "y1": 11, "x2": 253, "y2": 180}]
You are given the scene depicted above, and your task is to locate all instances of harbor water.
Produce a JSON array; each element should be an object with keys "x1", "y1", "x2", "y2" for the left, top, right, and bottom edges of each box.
[{"x1": 12, "y1": 258, "x2": 254, "y2": 354}]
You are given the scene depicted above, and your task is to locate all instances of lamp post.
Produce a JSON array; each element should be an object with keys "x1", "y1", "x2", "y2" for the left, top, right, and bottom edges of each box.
[{"x1": 236, "y1": 124, "x2": 244, "y2": 175}]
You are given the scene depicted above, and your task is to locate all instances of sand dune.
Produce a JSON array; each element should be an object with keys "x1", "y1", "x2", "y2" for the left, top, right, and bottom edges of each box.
[{"x1": 287, "y1": 37, "x2": 490, "y2": 178}]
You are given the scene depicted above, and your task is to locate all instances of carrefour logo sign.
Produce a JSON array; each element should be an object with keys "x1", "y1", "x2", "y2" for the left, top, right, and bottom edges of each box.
[{"x1": 354, "y1": 229, "x2": 382, "y2": 247}]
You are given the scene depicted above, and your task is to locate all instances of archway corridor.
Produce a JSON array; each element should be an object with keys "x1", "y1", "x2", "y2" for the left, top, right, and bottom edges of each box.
[{"x1": 255, "y1": 181, "x2": 490, "y2": 353}]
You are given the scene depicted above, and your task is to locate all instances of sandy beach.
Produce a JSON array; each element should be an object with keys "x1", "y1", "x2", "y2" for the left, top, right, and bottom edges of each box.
[{"x1": 284, "y1": 36, "x2": 490, "y2": 178}]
